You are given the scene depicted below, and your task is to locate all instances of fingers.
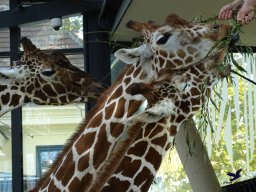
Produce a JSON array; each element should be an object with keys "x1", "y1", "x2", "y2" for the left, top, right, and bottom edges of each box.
[
  {"x1": 237, "y1": 9, "x2": 254, "y2": 25},
  {"x1": 219, "y1": 9, "x2": 233, "y2": 20},
  {"x1": 218, "y1": 0, "x2": 244, "y2": 20}
]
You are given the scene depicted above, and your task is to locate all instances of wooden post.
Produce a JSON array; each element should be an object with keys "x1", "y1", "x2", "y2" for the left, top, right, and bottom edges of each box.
[{"x1": 175, "y1": 119, "x2": 222, "y2": 192}]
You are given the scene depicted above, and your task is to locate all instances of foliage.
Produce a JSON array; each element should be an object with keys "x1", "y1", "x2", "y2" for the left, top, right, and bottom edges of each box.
[
  {"x1": 61, "y1": 16, "x2": 82, "y2": 33},
  {"x1": 151, "y1": 12, "x2": 256, "y2": 191},
  {"x1": 151, "y1": 62, "x2": 256, "y2": 191}
]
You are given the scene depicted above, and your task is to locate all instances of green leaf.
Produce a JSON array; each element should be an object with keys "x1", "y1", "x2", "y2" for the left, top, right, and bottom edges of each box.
[
  {"x1": 230, "y1": 53, "x2": 247, "y2": 73},
  {"x1": 210, "y1": 97, "x2": 219, "y2": 111}
]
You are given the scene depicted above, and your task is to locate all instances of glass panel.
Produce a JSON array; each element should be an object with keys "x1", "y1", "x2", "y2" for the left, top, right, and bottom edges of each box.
[
  {"x1": 207, "y1": 53, "x2": 256, "y2": 186},
  {"x1": 21, "y1": 15, "x2": 83, "y2": 49},
  {"x1": 0, "y1": 57, "x2": 11, "y2": 68},
  {"x1": 0, "y1": 0, "x2": 9, "y2": 12},
  {"x1": 22, "y1": 103, "x2": 85, "y2": 191},
  {"x1": 150, "y1": 149, "x2": 191, "y2": 192},
  {"x1": 66, "y1": 54, "x2": 84, "y2": 70},
  {"x1": 111, "y1": 54, "x2": 126, "y2": 83},
  {"x1": 0, "y1": 112, "x2": 12, "y2": 192},
  {"x1": 0, "y1": 30, "x2": 10, "y2": 52},
  {"x1": 36, "y1": 145, "x2": 62, "y2": 177}
]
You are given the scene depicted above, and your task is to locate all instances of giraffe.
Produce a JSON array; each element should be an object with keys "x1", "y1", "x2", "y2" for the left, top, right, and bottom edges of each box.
[
  {"x1": 0, "y1": 37, "x2": 106, "y2": 117},
  {"x1": 30, "y1": 14, "x2": 237, "y2": 192}
]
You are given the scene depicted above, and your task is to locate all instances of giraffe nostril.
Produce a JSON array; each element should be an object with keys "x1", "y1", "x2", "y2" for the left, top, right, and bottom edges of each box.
[{"x1": 231, "y1": 33, "x2": 240, "y2": 43}]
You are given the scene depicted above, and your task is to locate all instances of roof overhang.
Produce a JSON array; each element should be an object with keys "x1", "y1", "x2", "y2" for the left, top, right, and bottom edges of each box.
[
  {"x1": 111, "y1": 0, "x2": 256, "y2": 46},
  {"x1": 0, "y1": 0, "x2": 101, "y2": 30}
]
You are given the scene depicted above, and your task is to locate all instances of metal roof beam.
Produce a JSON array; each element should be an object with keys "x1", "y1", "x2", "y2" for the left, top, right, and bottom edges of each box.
[{"x1": 0, "y1": 0, "x2": 101, "y2": 29}]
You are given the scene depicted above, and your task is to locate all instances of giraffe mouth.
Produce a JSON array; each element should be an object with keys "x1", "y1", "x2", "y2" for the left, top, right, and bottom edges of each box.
[
  {"x1": 228, "y1": 33, "x2": 240, "y2": 49},
  {"x1": 219, "y1": 64, "x2": 231, "y2": 77}
]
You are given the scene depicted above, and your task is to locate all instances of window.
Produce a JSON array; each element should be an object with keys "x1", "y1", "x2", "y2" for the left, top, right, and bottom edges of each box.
[
  {"x1": 0, "y1": 111, "x2": 12, "y2": 192},
  {"x1": 36, "y1": 145, "x2": 62, "y2": 177}
]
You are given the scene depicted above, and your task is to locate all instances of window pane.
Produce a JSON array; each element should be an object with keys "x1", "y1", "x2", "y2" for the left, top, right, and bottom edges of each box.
[
  {"x1": 0, "y1": 57, "x2": 10, "y2": 68},
  {"x1": 0, "y1": 112, "x2": 12, "y2": 192},
  {"x1": 0, "y1": 31, "x2": 10, "y2": 52},
  {"x1": 0, "y1": 0, "x2": 8, "y2": 12},
  {"x1": 21, "y1": 16, "x2": 83, "y2": 49},
  {"x1": 22, "y1": 104, "x2": 85, "y2": 191},
  {"x1": 0, "y1": 1, "x2": 10, "y2": 52},
  {"x1": 111, "y1": 54, "x2": 126, "y2": 83},
  {"x1": 66, "y1": 54, "x2": 84, "y2": 71}
]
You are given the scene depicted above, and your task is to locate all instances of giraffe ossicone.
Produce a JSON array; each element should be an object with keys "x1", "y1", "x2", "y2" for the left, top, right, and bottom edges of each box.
[
  {"x1": 0, "y1": 37, "x2": 106, "y2": 117},
  {"x1": 31, "y1": 14, "x2": 237, "y2": 192}
]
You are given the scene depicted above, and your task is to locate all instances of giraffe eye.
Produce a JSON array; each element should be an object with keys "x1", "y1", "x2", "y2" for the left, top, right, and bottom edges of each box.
[
  {"x1": 156, "y1": 33, "x2": 172, "y2": 45},
  {"x1": 42, "y1": 69, "x2": 56, "y2": 77}
]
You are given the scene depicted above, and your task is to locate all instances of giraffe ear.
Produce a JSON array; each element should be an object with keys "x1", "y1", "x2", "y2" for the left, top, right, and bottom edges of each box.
[
  {"x1": 114, "y1": 45, "x2": 153, "y2": 64},
  {"x1": 0, "y1": 67, "x2": 18, "y2": 78}
]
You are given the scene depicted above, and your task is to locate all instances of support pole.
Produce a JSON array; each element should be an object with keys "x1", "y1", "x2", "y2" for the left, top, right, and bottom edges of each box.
[
  {"x1": 175, "y1": 119, "x2": 222, "y2": 192},
  {"x1": 83, "y1": 11, "x2": 111, "y2": 110},
  {"x1": 10, "y1": 24, "x2": 23, "y2": 192}
]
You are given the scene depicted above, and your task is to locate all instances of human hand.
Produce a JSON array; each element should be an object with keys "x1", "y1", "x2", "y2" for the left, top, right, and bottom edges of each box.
[
  {"x1": 237, "y1": 0, "x2": 255, "y2": 25},
  {"x1": 218, "y1": 0, "x2": 243, "y2": 20},
  {"x1": 219, "y1": 4, "x2": 234, "y2": 20}
]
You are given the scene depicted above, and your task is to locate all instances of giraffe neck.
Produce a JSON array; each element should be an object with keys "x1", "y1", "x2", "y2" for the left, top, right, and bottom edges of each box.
[
  {"x1": 101, "y1": 61, "x2": 227, "y2": 192},
  {"x1": 31, "y1": 60, "x2": 157, "y2": 192},
  {"x1": 99, "y1": 117, "x2": 173, "y2": 192}
]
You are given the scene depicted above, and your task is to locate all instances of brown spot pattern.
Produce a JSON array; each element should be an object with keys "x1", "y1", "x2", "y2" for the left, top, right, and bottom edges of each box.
[
  {"x1": 109, "y1": 122, "x2": 124, "y2": 138},
  {"x1": 127, "y1": 100, "x2": 142, "y2": 117},
  {"x1": 10, "y1": 94, "x2": 22, "y2": 107},
  {"x1": 151, "y1": 133, "x2": 167, "y2": 147},
  {"x1": 77, "y1": 154, "x2": 90, "y2": 172},
  {"x1": 177, "y1": 49, "x2": 186, "y2": 59},
  {"x1": 115, "y1": 97, "x2": 126, "y2": 118},
  {"x1": 1, "y1": 93, "x2": 10, "y2": 105},
  {"x1": 104, "y1": 102, "x2": 116, "y2": 120},
  {"x1": 75, "y1": 132, "x2": 96, "y2": 155},
  {"x1": 187, "y1": 46, "x2": 197, "y2": 54},
  {"x1": 48, "y1": 182, "x2": 61, "y2": 192},
  {"x1": 109, "y1": 86, "x2": 123, "y2": 101},
  {"x1": 127, "y1": 141, "x2": 148, "y2": 157},
  {"x1": 93, "y1": 125, "x2": 111, "y2": 167},
  {"x1": 55, "y1": 152, "x2": 74, "y2": 180},
  {"x1": 68, "y1": 177, "x2": 81, "y2": 191}
]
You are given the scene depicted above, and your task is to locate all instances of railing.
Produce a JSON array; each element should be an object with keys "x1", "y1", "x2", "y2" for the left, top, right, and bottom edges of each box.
[{"x1": 0, "y1": 177, "x2": 39, "y2": 192}]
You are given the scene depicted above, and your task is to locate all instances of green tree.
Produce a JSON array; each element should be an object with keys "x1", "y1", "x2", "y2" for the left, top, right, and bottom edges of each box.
[
  {"x1": 62, "y1": 16, "x2": 82, "y2": 32},
  {"x1": 151, "y1": 54, "x2": 256, "y2": 191}
]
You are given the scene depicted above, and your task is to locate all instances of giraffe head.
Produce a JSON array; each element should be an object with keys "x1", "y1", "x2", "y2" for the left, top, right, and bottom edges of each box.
[
  {"x1": 115, "y1": 14, "x2": 234, "y2": 73},
  {"x1": 0, "y1": 37, "x2": 106, "y2": 115},
  {"x1": 115, "y1": 14, "x2": 237, "y2": 137}
]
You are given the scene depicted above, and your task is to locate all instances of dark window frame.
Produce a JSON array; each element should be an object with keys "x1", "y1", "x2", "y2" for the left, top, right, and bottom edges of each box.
[{"x1": 0, "y1": 9, "x2": 111, "y2": 191}]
